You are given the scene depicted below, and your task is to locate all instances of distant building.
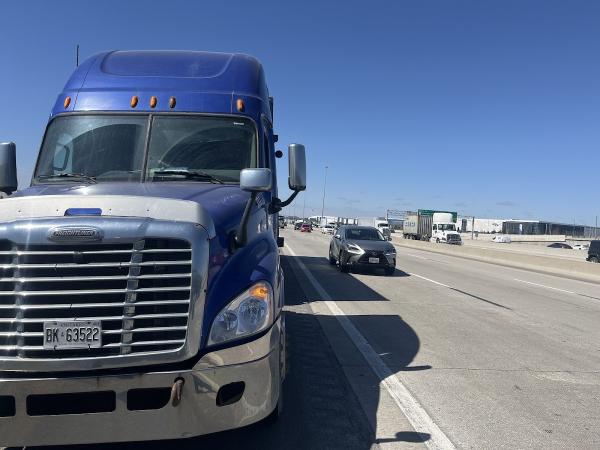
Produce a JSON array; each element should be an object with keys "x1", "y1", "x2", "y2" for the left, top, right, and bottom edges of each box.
[
  {"x1": 457, "y1": 217, "x2": 504, "y2": 234},
  {"x1": 502, "y1": 220, "x2": 600, "y2": 238}
]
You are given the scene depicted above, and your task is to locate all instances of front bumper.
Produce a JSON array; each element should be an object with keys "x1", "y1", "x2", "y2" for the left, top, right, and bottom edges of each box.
[
  {"x1": 0, "y1": 319, "x2": 282, "y2": 447},
  {"x1": 345, "y1": 253, "x2": 395, "y2": 268}
]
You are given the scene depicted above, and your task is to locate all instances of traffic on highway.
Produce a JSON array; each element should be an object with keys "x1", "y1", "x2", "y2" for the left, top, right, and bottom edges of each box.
[{"x1": 2, "y1": 2, "x2": 600, "y2": 450}]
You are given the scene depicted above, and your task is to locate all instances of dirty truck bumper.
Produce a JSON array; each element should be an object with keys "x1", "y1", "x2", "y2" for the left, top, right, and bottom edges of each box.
[{"x1": 0, "y1": 319, "x2": 282, "y2": 447}]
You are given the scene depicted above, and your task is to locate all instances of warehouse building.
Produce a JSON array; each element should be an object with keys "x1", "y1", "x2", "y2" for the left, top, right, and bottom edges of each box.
[{"x1": 502, "y1": 220, "x2": 600, "y2": 238}]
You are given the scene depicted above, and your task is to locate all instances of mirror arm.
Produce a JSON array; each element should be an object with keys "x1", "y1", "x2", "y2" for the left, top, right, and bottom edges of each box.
[
  {"x1": 269, "y1": 190, "x2": 300, "y2": 214},
  {"x1": 234, "y1": 192, "x2": 258, "y2": 249}
]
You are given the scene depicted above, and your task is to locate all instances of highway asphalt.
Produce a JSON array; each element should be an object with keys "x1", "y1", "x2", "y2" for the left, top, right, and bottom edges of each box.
[
  {"x1": 17, "y1": 228, "x2": 600, "y2": 449},
  {"x1": 282, "y1": 229, "x2": 600, "y2": 449}
]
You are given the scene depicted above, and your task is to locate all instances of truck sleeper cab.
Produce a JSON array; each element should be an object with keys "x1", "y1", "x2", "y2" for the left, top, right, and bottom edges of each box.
[{"x1": 0, "y1": 50, "x2": 306, "y2": 446}]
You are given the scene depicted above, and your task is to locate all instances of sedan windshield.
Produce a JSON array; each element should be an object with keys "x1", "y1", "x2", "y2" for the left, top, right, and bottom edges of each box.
[
  {"x1": 35, "y1": 115, "x2": 257, "y2": 183},
  {"x1": 345, "y1": 228, "x2": 385, "y2": 241}
]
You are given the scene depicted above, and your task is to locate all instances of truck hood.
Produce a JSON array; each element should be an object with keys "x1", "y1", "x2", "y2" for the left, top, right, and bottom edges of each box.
[{"x1": 12, "y1": 182, "x2": 252, "y2": 232}]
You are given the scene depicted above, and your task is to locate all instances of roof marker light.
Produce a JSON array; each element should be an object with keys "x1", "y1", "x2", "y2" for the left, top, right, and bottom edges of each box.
[
  {"x1": 169, "y1": 97, "x2": 176, "y2": 109},
  {"x1": 150, "y1": 96, "x2": 158, "y2": 108},
  {"x1": 64, "y1": 96, "x2": 71, "y2": 109},
  {"x1": 236, "y1": 98, "x2": 245, "y2": 112},
  {"x1": 130, "y1": 96, "x2": 139, "y2": 108}
]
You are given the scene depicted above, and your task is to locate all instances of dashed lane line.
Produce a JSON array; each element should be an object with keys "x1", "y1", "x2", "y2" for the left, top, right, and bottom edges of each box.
[
  {"x1": 284, "y1": 243, "x2": 456, "y2": 450},
  {"x1": 514, "y1": 278, "x2": 600, "y2": 301}
]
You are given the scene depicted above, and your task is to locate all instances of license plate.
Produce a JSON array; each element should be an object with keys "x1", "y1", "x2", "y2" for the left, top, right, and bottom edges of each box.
[
  {"x1": 43, "y1": 320, "x2": 102, "y2": 350},
  {"x1": 368, "y1": 257, "x2": 380, "y2": 264}
]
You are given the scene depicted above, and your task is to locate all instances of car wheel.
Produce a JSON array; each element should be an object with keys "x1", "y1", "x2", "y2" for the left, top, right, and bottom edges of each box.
[
  {"x1": 436, "y1": 238, "x2": 440, "y2": 243},
  {"x1": 384, "y1": 267, "x2": 395, "y2": 276},
  {"x1": 339, "y1": 251, "x2": 349, "y2": 273},
  {"x1": 328, "y1": 247, "x2": 336, "y2": 265},
  {"x1": 591, "y1": 256, "x2": 599, "y2": 263}
]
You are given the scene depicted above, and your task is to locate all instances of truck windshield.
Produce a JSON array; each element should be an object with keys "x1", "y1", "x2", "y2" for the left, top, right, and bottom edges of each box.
[
  {"x1": 35, "y1": 115, "x2": 257, "y2": 183},
  {"x1": 438, "y1": 224, "x2": 456, "y2": 231}
]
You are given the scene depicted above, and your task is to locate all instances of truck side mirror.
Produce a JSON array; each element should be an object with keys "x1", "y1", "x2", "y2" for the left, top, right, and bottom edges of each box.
[
  {"x1": 288, "y1": 143, "x2": 306, "y2": 191},
  {"x1": 235, "y1": 168, "x2": 273, "y2": 249},
  {"x1": 240, "y1": 168, "x2": 272, "y2": 192},
  {"x1": 0, "y1": 142, "x2": 18, "y2": 195}
]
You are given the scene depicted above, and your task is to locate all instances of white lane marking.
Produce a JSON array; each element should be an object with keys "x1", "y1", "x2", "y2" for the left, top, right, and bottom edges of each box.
[
  {"x1": 284, "y1": 243, "x2": 456, "y2": 450},
  {"x1": 513, "y1": 279, "x2": 576, "y2": 295},
  {"x1": 411, "y1": 273, "x2": 451, "y2": 288}
]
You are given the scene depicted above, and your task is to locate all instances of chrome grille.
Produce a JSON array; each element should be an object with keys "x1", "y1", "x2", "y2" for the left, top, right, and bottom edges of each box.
[{"x1": 0, "y1": 238, "x2": 192, "y2": 358}]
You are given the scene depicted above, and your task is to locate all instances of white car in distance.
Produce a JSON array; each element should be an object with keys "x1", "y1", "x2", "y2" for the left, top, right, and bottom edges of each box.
[
  {"x1": 321, "y1": 224, "x2": 335, "y2": 235},
  {"x1": 492, "y1": 235, "x2": 512, "y2": 243},
  {"x1": 572, "y1": 244, "x2": 589, "y2": 250}
]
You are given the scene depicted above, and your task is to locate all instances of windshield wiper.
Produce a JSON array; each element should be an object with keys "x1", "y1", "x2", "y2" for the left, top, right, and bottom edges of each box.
[
  {"x1": 37, "y1": 173, "x2": 97, "y2": 184},
  {"x1": 152, "y1": 169, "x2": 224, "y2": 184}
]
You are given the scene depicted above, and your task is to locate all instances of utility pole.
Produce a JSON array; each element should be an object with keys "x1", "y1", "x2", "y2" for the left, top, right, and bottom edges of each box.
[
  {"x1": 320, "y1": 166, "x2": 328, "y2": 224},
  {"x1": 471, "y1": 216, "x2": 475, "y2": 240},
  {"x1": 302, "y1": 192, "x2": 306, "y2": 219}
]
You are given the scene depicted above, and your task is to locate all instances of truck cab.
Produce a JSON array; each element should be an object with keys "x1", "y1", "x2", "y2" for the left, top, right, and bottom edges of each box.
[
  {"x1": 432, "y1": 212, "x2": 462, "y2": 245},
  {"x1": 0, "y1": 50, "x2": 305, "y2": 446}
]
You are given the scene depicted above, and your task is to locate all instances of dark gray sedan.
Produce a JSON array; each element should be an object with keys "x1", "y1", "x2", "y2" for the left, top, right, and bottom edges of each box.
[{"x1": 329, "y1": 226, "x2": 396, "y2": 275}]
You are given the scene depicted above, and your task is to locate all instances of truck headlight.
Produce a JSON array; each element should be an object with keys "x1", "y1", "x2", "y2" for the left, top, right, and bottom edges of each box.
[
  {"x1": 385, "y1": 248, "x2": 396, "y2": 255},
  {"x1": 208, "y1": 281, "x2": 273, "y2": 346},
  {"x1": 346, "y1": 244, "x2": 363, "y2": 254}
]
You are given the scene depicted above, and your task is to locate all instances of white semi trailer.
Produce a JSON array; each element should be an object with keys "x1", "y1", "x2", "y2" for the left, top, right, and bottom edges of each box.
[{"x1": 356, "y1": 217, "x2": 391, "y2": 239}]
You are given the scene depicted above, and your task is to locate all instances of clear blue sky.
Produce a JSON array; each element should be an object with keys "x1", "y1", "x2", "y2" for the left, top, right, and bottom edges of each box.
[{"x1": 1, "y1": 1, "x2": 599, "y2": 225}]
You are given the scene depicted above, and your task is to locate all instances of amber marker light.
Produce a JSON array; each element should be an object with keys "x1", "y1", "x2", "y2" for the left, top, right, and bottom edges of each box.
[
  {"x1": 150, "y1": 96, "x2": 158, "y2": 108},
  {"x1": 236, "y1": 98, "x2": 245, "y2": 112},
  {"x1": 130, "y1": 96, "x2": 139, "y2": 108},
  {"x1": 249, "y1": 284, "x2": 269, "y2": 300},
  {"x1": 63, "y1": 96, "x2": 71, "y2": 109},
  {"x1": 169, "y1": 96, "x2": 176, "y2": 108}
]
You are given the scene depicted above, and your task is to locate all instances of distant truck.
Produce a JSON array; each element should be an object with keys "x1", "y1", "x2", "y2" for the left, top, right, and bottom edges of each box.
[
  {"x1": 356, "y1": 217, "x2": 391, "y2": 239},
  {"x1": 403, "y1": 210, "x2": 462, "y2": 244}
]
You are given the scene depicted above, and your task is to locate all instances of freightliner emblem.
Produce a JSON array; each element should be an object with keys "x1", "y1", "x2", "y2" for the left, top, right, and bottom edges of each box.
[{"x1": 47, "y1": 226, "x2": 103, "y2": 242}]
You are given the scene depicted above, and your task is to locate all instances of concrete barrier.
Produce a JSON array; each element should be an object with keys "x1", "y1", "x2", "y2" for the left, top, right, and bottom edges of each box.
[{"x1": 393, "y1": 238, "x2": 600, "y2": 284}]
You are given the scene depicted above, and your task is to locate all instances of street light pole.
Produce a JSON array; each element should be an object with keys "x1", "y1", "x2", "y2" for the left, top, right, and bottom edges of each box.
[
  {"x1": 321, "y1": 166, "x2": 328, "y2": 224},
  {"x1": 302, "y1": 192, "x2": 306, "y2": 220}
]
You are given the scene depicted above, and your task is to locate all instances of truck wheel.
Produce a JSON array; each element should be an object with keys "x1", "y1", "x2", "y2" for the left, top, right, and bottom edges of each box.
[
  {"x1": 436, "y1": 238, "x2": 440, "y2": 243},
  {"x1": 328, "y1": 248, "x2": 336, "y2": 265},
  {"x1": 339, "y1": 252, "x2": 350, "y2": 273},
  {"x1": 591, "y1": 256, "x2": 599, "y2": 263}
]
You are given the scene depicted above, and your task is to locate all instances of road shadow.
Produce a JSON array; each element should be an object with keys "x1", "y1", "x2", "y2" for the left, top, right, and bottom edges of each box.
[
  {"x1": 351, "y1": 267, "x2": 411, "y2": 277},
  {"x1": 280, "y1": 254, "x2": 433, "y2": 448},
  {"x1": 290, "y1": 255, "x2": 414, "y2": 302}
]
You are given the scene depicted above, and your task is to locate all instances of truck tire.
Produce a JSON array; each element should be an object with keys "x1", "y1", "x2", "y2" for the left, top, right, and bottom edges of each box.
[
  {"x1": 436, "y1": 238, "x2": 440, "y2": 243},
  {"x1": 339, "y1": 251, "x2": 350, "y2": 273},
  {"x1": 590, "y1": 256, "x2": 599, "y2": 263},
  {"x1": 328, "y1": 247, "x2": 336, "y2": 265}
]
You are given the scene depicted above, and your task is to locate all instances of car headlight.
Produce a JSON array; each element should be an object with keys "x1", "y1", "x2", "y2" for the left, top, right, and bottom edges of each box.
[
  {"x1": 208, "y1": 281, "x2": 273, "y2": 346},
  {"x1": 346, "y1": 244, "x2": 363, "y2": 254},
  {"x1": 385, "y1": 247, "x2": 396, "y2": 255}
]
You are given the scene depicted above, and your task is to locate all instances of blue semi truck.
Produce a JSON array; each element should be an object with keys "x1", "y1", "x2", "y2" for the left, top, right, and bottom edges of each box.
[{"x1": 0, "y1": 50, "x2": 306, "y2": 446}]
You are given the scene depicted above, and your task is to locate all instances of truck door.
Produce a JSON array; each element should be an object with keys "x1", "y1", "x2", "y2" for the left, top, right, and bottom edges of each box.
[{"x1": 262, "y1": 120, "x2": 277, "y2": 236}]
